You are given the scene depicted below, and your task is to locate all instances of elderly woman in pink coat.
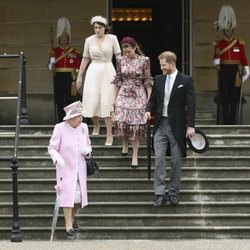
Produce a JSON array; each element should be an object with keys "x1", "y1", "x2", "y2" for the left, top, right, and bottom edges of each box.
[{"x1": 48, "y1": 101, "x2": 91, "y2": 240}]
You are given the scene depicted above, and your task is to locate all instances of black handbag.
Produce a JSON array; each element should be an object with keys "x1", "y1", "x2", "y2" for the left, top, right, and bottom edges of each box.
[{"x1": 86, "y1": 156, "x2": 99, "y2": 176}]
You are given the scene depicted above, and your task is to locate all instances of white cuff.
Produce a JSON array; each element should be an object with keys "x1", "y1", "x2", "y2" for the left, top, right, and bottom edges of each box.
[
  {"x1": 213, "y1": 58, "x2": 220, "y2": 65},
  {"x1": 81, "y1": 146, "x2": 92, "y2": 156}
]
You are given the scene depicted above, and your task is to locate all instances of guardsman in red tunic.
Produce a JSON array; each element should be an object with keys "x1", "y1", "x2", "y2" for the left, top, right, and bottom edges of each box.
[
  {"x1": 48, "y1": 17, "x2": 81, "y2": 122},
  {"x1": 213, "y1": 5, "x2": 249, "y2": 124}
]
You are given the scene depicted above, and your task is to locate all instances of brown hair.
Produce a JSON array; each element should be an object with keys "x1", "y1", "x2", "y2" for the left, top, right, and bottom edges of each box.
[
  {"x1": 158, "y1": 51, "x2": 177, "y2": 63},
  {"x1": 121, "y1": 37, "x2": 144, "y2": 56},
  {"x1": 122, "y1": 44, "x2": 144, "y2": 56},
  {"x1": 94, "y1": 21, "x2": 110, "y2": 34}
]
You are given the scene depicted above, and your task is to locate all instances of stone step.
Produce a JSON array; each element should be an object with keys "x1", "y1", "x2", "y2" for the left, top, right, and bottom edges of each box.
[
  {"x1": 0, "y1": 125, "x2": 54, "y2": 134},
  {"x1": 196, "y1": 119, "x2": 216, "y2": 125},
  {"x1": 1, "y1": 124, "x2": 250, "y2": 135},
  {"x1": 2, "y1": 133, "x2": 250, "y2": 146},
  {"x1": 1, "y1": 201, "x2": 250, "y2": 214},
  {"x1": 196, "y1": 112, "x2": 215, "y2": 119},
  {"x1": 1, "y1": 178, "x2": 250, "y2": 191},
  {"x1": 197, "y1": 125, "x2": 250, "y2": 134},
  {"x1": 4, "y1": 227, "x2": 250, "y2": 240},
  {"x1": 1, "y1": 190, "x2": 250, "y2": 202},
  {"x1": 1, "y1": 225, "x2": 250, "y2": 240},
  {"x1": 1, "y1": 145, "x2": 250, "y2": 156},
  {"x1": 1, "y1": 213, "x2": 250, "y2": 228},
  {"x1": 1, "y1": 166, "x2": 250, "y2": 179},
  {"x1": 1, "y1": 122, "x2": 250, "y2": 240},
  {"x1": 0, "y1": 156, "x2": 249, "y2": 168}
]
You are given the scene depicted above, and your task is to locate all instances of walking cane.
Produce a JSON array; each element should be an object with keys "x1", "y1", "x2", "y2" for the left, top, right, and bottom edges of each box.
[
  {"x1": 146, "y1": 120, "x2": 151, "y2": 181},
  {"x1": 237, "y1": 81, "x2": 243, "y2": 125}
]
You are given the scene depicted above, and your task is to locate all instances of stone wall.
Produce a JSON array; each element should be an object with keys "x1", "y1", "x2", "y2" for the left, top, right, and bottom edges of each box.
[
  {"x1": 192, "y1": 0, "x2": 250, "y2": 92},
  {"x1": 1, "y1": 0, "x2": 250, "y2": 124},
  {"x1": 0, "y1": 0, "x2": 107, "y2": 124}
]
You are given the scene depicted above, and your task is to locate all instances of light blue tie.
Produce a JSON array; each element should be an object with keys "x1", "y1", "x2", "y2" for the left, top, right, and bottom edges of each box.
[{"x1": 167, "y1": 75, "x2": 171, "y2": 91}]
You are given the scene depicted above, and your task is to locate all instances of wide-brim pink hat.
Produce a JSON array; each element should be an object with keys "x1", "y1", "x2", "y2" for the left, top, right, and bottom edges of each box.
[{"x1": 63, "y1": 101, "x2": 86, "y2": 121}]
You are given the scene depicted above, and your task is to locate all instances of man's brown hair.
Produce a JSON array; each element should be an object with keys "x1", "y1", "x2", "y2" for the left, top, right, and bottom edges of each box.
[{"x1": 158, "y1": 51, "x2": 177, "y2": 63}]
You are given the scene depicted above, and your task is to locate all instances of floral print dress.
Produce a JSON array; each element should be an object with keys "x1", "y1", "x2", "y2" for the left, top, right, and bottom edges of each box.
[{"x1": 112, "y1": 55, "x2": 152, "y2": 140}]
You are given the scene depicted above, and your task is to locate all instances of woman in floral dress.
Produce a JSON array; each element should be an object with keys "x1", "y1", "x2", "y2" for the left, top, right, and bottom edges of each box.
[{"x1": 112, "y1": 37, "x2": 152, "y2": 168}]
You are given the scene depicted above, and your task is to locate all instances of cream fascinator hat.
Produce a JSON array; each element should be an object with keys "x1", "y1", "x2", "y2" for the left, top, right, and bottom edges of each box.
[
  {"x1": 63, "y1": 101, "x2": 86, "y2": 121},
  {"x1": 90, "y1": 15, "x2": 108, "y2": 25}
]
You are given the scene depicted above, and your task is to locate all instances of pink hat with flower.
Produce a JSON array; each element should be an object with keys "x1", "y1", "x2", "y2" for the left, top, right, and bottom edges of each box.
[{"x1": 63, "y1": 101, "x2": 86, "y2": 121}]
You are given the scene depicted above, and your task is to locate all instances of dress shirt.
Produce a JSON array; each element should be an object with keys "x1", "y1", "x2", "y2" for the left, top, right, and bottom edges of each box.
[{"x1": 162, "y1": 70, "x2": 178, "y2": 117}]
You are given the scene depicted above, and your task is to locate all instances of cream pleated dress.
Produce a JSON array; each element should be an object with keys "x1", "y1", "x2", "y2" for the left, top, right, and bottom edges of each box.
[{"x1": 82, "y1": 34, "x2": 121, "y2": 118}]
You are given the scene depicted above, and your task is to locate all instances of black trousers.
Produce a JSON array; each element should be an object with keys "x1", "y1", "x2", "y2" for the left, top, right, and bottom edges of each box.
[
  {"x1": 54, "y1": 72, "x2": 74, "y2": 122},
  {"x1": 219, "y1": 64, "x2": 240, "y2": 125}
]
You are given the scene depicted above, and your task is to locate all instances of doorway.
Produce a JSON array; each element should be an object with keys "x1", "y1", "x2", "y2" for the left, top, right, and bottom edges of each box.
[{"x1": 111, "y1": 0, "x2": 184, "y2": 76}]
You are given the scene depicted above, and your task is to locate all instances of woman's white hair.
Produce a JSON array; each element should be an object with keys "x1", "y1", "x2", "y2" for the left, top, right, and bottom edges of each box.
[{"x1": 217, "y1": 5, "x2": 236, "y2": 30}]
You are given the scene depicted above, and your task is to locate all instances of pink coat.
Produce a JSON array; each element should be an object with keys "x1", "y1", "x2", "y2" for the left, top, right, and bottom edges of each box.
[{"x1": 48, "y1": 122, "x2": 91, "y2": 208}]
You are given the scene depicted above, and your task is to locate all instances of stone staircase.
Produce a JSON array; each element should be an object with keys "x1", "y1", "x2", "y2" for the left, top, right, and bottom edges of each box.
[{"x1": 1, "y1": 111, "x2": 250, "y2": 240}]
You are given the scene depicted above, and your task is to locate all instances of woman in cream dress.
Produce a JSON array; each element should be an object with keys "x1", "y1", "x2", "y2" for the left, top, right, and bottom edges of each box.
[{"x1": 76, "y1": 16, "x2": 121, "y2": 145}]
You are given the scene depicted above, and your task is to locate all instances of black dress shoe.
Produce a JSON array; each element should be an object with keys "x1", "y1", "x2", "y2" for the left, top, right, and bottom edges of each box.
[
  {"x1": 153, "y1": 195, "x2": 167, "y2": 207},
  {"x1": 131, "y1": 164, "x2": 138, "y2": 169},
  {"x1": 121, "y1": 152, "x2": 128, "y2": 156},
  {"x1": 73, "y1": 222, "x2": 79, "y2": 231},
  {"x1": 168, "y1": 195, "x2": 178, "y2": 205},
  {"x1": 66, "y1": 228, "x2": 77, "y2": 240}
]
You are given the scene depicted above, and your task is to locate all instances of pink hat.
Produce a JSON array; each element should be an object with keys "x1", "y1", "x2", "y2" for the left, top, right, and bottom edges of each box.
[{"x1": 63, "y1": 101, "x2": 86, "y2": 121}]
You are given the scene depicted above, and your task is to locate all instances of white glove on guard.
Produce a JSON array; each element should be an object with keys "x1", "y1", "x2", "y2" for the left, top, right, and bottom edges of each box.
[
  {"x1": 242, "y1": 66, "x2": 250, "y2": 83},
  {"x1": 213, "y1": 58, "x2": 220, "y2": 65},
  {"x1": 48, "y1": 57, "x2": 55, "y2": 71}
]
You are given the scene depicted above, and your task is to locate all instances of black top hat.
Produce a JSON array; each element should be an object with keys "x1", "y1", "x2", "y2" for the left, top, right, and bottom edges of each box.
[{"x1": 187, "y1": 128, "x2": 209, "y2": 154}]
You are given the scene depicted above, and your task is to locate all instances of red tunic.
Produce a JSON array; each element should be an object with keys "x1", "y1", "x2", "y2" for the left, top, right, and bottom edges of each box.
[
  {"x1": 54, "y1": 46, "x2": 81, "y2": 70},
  {"x1": 214, "y1": 38, "x2": 248, "y2": 66}
]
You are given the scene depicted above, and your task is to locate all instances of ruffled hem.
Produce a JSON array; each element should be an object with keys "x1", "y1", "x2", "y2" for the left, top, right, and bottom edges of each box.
[
  {"x1": 114, "y1": 107, "x2": 147, "y2": 125},
  {"x1": 115, "y1": 122, "x2": 147, "y2": 140}
]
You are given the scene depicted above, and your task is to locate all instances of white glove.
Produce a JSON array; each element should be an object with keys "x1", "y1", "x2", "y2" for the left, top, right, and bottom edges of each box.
[
  {"x1": 242, "y1": 66, "x2": 250, "y2": 83},
  {"x1": 50, "y1": 57, "x2": 55, "y2": 64},
  {"x1": 213, "y1": 58, "x2": 220, "y2": 65},
  {"x1": 56, "y1": 157, "x2": 65, "y2": 168},
  {"x1": 48, "y1": 57, "x2": 55, "y2": 71},
  {"x1": 81, "y1": 146, "x2": 92, "y2": 156},
  {"x1": 48, "y1": 63, "x2": 53, "y2": 71}
]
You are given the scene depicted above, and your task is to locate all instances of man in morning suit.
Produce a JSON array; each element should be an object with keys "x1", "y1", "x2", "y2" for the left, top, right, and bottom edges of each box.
[{"x1": 145, "y1": 51, "x2": 196, "y2": 206}]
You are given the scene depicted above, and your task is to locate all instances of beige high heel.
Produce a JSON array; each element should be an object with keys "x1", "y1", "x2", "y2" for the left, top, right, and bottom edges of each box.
[
  {"x1": 105, "y1": 136, "x2": 113, "y2": 146},
  {"x1": 92, "y1": 125, "x2": 100, "y2": 135}
]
